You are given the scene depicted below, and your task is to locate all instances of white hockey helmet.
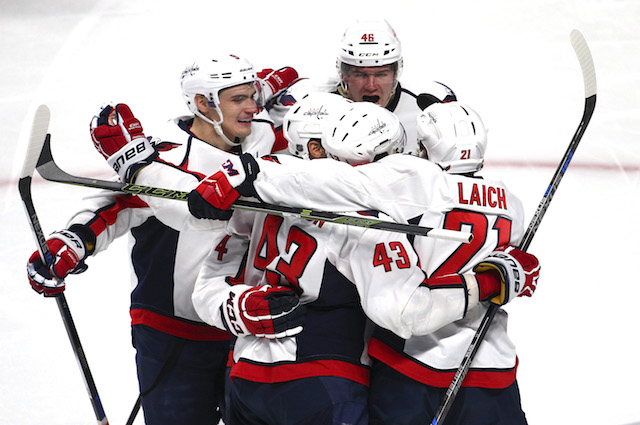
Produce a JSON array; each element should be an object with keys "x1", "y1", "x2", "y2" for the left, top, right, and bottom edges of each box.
[
  {"x1": 323, "y1": 102, "x2": 406, "y2": 165},
  {"x1": 283, "y1": 92, "x2": 353, "y2": 159},
  {"x1": 336, "y1": 19, "x2": 403, "y2": 80},
  {"x1": 416, "y1": 102, "x2": 488, "y2": 174},
  {"x1": 180, "y1": 54, "x2": 257, "y2": 145}
]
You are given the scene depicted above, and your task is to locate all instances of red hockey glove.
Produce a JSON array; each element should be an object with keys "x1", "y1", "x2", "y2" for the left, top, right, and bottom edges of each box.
[
  {"x1": 90, "y1": 103, "x2": 157, "y2": 182},
  {"x1": 27, "y1": 230, "x2": 88, "y2": 296},
  {"x1": 187, "y1": 153, "x2": 260, "y2": 219},
  {"x1": 474, "y1": 245, "x2": 540, "y2": 305},
  {"x1": 256, "y1": 67, "x2": 299, "y2": 105},
  {"x1": 221, "y1": 285, "x2": 306, "y2": 339}
]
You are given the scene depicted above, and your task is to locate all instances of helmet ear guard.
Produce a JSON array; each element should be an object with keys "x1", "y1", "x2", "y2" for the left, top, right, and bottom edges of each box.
[{"x1": 416, "y1": 102, "x2": 488, "y2": 174}]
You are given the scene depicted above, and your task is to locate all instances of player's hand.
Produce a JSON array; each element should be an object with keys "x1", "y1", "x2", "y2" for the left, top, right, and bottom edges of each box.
[
  {"x1": 90, "y1": 103, "x2": 157, "y2": 182},
  {"x1": 221, "y1": 285, "x2": 306, "y2": 339},
  {"x1": 474, "y1": 245, "x2": 540, "y2": 305},
  {"x1": 256, "y1": 67, "x2": 299, "y2": 105},
  {"x1": 27, "y1": 230, "x2": 88, "y2": 297},
  {"x1": 187, "y1": 153, "x2": 260, "y2": 219}
]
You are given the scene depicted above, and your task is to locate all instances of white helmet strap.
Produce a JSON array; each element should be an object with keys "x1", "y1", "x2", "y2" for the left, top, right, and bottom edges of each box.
[{"x1": 193, "y1": 107, "x2": 240, "y2": 147}]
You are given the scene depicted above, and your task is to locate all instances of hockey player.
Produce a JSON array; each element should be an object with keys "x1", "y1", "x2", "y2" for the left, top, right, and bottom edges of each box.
[
  {"x1": 187, "y1": 101, "x2": 539, "y2": 424},
  {"x1": 26, "y1": 54, "x2": 297, "y2": 425},
  {"x1": 188, "y1": 98, "x2": 539, "y2": 425},
  {"x1": 269, "y1": 18, "x2": 456, "y2": 154}
]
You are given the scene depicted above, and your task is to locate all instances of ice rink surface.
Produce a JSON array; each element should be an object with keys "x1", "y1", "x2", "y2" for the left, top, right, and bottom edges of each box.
[{"x1": 1, "y1": 0, "x2": 639, "y2": 424}]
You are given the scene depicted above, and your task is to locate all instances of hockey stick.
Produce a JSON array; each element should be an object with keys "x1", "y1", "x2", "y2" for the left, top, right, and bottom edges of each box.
[
  {"x1": 19, "y1": 105, "x2": 109, "y2": 425},
  {"x1": 34, "y1": 136, "x2": 473, "y2": 244},
  {"x1": 431, "y1": 29, "x2": 597, "y2": 424}
]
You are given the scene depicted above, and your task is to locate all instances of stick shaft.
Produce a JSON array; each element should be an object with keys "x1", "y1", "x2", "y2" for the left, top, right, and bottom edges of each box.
[
  {"x1": 35, "y1": 136, "x2": 472, "y2": 243},
  {"x1": 20, "y1": 108, "x2": 109, "y2": 425},
  {"x1": 432, "y1": 30, "x2": 597, "y2": 424}
]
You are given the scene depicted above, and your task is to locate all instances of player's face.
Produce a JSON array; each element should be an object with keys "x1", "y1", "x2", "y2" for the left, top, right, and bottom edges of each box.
[
  {"x1": 343, "y1": 65, "x2": 396, "y2": 106},
  {"x1": 217, "y1": 84, "x2": 259, "y2": 140}
]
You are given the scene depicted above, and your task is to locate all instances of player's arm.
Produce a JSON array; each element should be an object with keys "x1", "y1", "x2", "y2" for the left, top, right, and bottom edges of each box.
[
  {"x1": 27, "y1": 191, "x2": 150, "y2": 295},
  {"x1": 331, "y1": 227, "x2": 466, "y2": 337},
  {"x1": 192, "y1": 231, "x2": 250, "y2": 330},
  {"x1": 135, "y1": 161, "x2": 234, "y2": 231},
  {"x1": 334, "y1": 227, "x2": 539, "y2": 338},
  {"x1": 192, "y1": 153, "x2": 437, "y2": 222},
  {"x1": 252, "y1": 154, "x2": 435, "y2": 221},
  {"x1": 187, "y1": 153, "x2": 395, "y2": 219},
  {"x1": 90, "y1": 102, "x2": 235, "y2": 231},
  {"x1": 192, "y1": 229, "x2": 306, "y2": 339}
]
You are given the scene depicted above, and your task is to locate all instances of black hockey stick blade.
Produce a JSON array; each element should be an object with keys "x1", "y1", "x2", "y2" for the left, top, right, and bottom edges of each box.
[
  {"x1": 431, "y1": 29, "x2": 597, "y2": 425},
  {"x1": 35, "y1": 136, "x2": 473, "y2": 244},
  {"x1": 19, "y1": 105, "x2": 110, "y2": 425}
]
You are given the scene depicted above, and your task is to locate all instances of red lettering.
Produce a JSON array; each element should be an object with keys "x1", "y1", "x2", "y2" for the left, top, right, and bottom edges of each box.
[
  {"x1": 469, "y1": 184, "x2": 481, "y2": 205},
  {"x1": 488, "y1": 186, "x2": 497, "y2": 207},
  {"x1": 497, "y1": 188, "x2": 507, "y2": 209},
  {"x1": 458, "y1": 182, "x2": 468, "y2": 205},
  {"x1": 458, "y1": 182, "x2": 507, "y2": 210}
]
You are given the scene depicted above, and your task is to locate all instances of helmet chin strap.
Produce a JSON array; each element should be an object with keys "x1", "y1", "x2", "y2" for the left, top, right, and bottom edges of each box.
[{"x1": 194, "y1": 109, "x2": 242, "y2": 147}]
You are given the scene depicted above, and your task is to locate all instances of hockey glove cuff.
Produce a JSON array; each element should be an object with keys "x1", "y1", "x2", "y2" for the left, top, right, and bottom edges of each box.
[{"x1": 474, "y1": 245, "x2": 540, "y2": 305}]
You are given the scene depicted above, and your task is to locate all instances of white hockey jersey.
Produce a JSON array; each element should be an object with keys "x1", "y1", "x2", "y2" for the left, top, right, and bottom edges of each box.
[
  {"x1": 67, "y1": 111, "x2": 276, "y2": 341},
  {"x1": 192, "y1": 187, "x2": 486, "y2": 386},
  {"x1": 268, "y1": 77, "x2": 456, "y2": 155},
  {"x1": 249, "y1": 153, "x2": 526, "y2": 389}
]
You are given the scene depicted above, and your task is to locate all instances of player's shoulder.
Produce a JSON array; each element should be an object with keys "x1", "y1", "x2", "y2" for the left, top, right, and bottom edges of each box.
[
  {"x1": 378, "y1": 153, "x2": 443, "y2": 174},
  {"x1": 242, "y1": 109, "x2": 276, "y2": 157},
  {"x1": 149, "y1": 116, "x2": 193, "y2": 164},
  {"x1": 252, "y1": 108, "x2": 274, "y2": 126},
  {"x1": 397, "y1": 80, "x2": 457, "y2": 109}
]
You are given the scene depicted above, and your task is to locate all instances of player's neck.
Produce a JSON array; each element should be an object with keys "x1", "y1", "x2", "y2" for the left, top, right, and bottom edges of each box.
[{"x1": 191, "y1": 117, "x2": 235, "y2": 151}]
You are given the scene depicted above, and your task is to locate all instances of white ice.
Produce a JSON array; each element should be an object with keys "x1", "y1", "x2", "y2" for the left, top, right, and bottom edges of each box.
[{"x1": 1, "y1": 0, "x2": 639, "y2": 424}]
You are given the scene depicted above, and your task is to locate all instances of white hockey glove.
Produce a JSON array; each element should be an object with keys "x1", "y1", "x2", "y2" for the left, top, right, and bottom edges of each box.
[{"x1": 474, "y1": 245, "x2": 540, "y2": 305}]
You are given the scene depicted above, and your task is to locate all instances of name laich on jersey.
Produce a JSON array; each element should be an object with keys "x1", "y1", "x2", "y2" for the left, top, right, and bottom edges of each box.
[{"x1": 457, "y1": 181, "x2": 507, "y2": 210}]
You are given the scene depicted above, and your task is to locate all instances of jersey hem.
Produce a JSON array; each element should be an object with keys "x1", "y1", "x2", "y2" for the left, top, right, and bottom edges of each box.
[
  {"x1": 130, "y1": 308, "x2": 231, "y2": 341},
  {"x1": 368, "y1": 337, "x2": 517, "y2": 389}
]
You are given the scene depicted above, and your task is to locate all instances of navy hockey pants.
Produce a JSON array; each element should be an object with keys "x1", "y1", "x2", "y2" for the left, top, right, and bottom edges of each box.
[
  {"x1": 132, "y1": 324, "x2": 229, "y2": 425},
  {"x1": 226, "y1": 375, "x2": 368, "y2": 425},
  {"x1": 368, "y1": 361, "x2": 528, "y2": 425}
]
